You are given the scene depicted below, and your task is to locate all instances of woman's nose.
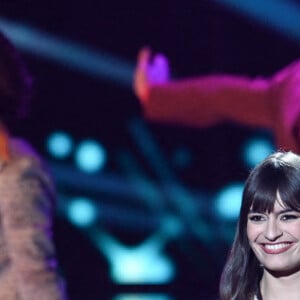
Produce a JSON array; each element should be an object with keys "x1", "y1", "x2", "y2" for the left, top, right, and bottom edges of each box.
[{"x1": 264, "y1": 218, "x2": 283, "y2": 241}]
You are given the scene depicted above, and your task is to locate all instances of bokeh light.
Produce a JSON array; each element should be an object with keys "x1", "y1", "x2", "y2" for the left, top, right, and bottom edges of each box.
[
  {"x1": 242, "y1": 137, "x2": 274, "y2": 168},
  {"x1": 111, "y1": 249, "x2": 175, "y2": 284},
  {"x1": 66, "y1": 197, "x2": 98, "y2": 227},
  {"x1": 75, "y1": 139, "x2": 107, "y2": 173},
  {"x1": 47, "y1": 131, "x2": 73, "y2": 159},
  {"x1": 214, "y1": 183, "x2": 244, "y2": 220}
]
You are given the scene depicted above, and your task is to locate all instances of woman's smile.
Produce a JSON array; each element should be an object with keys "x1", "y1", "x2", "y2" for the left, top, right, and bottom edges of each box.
[{"x1": 260, "y1": 242, "x2": 294, "y2": 254}]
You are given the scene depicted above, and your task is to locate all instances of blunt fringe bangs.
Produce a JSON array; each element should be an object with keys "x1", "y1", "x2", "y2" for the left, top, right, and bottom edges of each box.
[{"x1": 241, "y1": 151, "x2": 300, "y2": 217}]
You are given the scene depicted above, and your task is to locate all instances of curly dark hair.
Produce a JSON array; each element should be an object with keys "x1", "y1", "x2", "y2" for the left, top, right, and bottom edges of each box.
[{"x1": 0, "y1": 30, "x2": 32, "y2": 124}]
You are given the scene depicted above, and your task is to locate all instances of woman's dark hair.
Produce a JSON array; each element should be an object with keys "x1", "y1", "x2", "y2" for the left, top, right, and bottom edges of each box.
[
  {"x1": 0, "y1": 30, "x2": 32, "y2": 125},
  {"x1": 219, "y1": 151, "x2": 300, "y2": 300}
]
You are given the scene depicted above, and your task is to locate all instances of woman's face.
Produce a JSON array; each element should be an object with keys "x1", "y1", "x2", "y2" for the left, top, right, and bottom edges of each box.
[{"x1": 247, "y1": 193, "x2": 300, "y2": 274}]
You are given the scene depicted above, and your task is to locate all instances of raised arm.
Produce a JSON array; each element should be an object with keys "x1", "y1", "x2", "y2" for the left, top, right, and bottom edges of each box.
[
  {"x1": 133, "y1": 48, "x2": 273, "y2": 129},
  {"x1": 134, "y1": 49, "x2": 300, "y2": 152}
]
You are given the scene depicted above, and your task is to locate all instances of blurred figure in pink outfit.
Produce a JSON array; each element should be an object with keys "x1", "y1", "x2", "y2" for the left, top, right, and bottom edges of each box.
[{"x1": 133, "y1": 48, "x2": 300, "y2": 153}]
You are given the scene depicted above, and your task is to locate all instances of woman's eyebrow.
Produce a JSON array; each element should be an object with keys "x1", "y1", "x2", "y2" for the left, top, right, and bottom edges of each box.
[
  {"x1": 276, "y1": 208, "x2": 295, "y2": 214},
  {"x1": 248, "y1": 208, "x2": 295, "y2": 214}
]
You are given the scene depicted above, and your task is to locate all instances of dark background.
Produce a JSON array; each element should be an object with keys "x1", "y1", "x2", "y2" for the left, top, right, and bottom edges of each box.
[{"x1": 1, "y1": 1, "x2": 300, "y2": 299}]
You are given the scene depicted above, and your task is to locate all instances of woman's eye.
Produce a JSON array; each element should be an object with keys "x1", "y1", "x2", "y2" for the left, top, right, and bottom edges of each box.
[
  {"x1": 248, "y1": 215, "x2": 265, "y2": 222},
  {"x1": 281, "y1": 214, "x2": 299, "y2": 221}
]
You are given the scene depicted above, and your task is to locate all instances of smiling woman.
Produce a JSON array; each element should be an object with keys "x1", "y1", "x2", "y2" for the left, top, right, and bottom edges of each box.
[
  {"x1": 247, "y1": 198, "x2": 300, "y2": 273},
  {"x1": 219, "y1": 151, "x2": 300, "y2": 300}
]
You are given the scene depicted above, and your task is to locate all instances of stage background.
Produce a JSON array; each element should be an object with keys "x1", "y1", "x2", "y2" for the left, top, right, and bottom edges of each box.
[{"x1": 1, "y1": 1, "x2": 300, "y2": 299}]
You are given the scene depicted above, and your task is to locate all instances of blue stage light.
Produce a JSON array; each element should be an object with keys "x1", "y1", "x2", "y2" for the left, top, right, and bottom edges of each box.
[
  {"x1": 0, "y1": 17, "x2": 133, "y2": 86},
  {"x1": 66, "y1": 197, "x2": 97, "y2": 227},
  {"x1": 46, "y1": 131, "x2": 73, "y2": 159},
  {"x1": 93, "y1": 229, "x2": 175, "y2": 284},
  {"x1": 242, "y1": 137, "x2": 274, "y2": 168},
  {"x1": 213, "y1": 0, "x2": 300, "y2": 41},
  {"x1": 215, "y1": 183, "x2": 244, "y2": 220},
  {"x1": 110, "y1": 248, "x2": 174, "y2": 284},
  {"x1": 75, "y1": 140, "x2": 107, "y2": 173}
]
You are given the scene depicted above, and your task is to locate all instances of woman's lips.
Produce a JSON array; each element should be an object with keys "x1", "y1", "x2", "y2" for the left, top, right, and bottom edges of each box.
[{"x1": 260, "y1": 242, "x2": 294, "y2": 254}]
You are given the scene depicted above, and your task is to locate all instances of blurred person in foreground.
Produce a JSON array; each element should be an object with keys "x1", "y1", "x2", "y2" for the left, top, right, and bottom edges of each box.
[{"x1": 0, "y1": 31, "x2": 66, "y2": 299}]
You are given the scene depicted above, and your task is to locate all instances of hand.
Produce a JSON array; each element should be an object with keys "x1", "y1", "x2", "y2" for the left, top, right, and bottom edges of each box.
[{"x1": 133, "y1": 47, "x2": 170, "y2": 103}]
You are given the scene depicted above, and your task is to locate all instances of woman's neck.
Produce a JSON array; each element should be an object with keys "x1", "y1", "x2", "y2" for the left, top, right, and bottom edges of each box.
[{"x1": 260, "y1": 269, "x2": 300, "y2": 300}]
